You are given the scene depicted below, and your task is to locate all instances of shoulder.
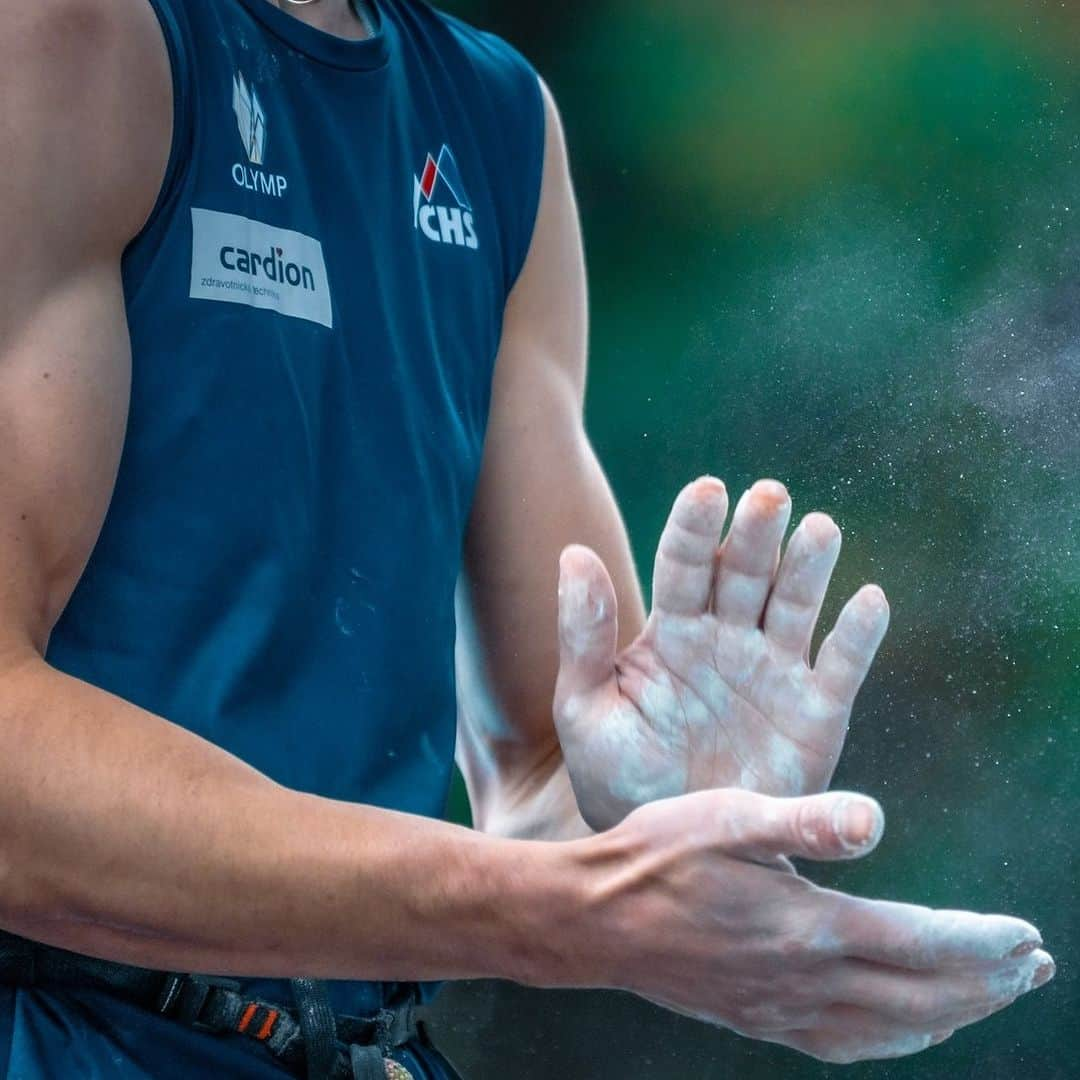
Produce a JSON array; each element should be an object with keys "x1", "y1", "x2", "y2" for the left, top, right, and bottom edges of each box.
[
  {"x1": 441, "y1": 12, "x2": 535, "y2": 79},
  {"x1": 397, "y1": 2, "x2": 541, "y2": 106},
  {"x1": 1, "y1": 0, "x2": 173, "y2": 246},
  {"x1": 390, "y1": 3, "x2": 550, "y2": 290},
  {"x1": 3, "y1": 0, "x2": 169, "y2": 74}
]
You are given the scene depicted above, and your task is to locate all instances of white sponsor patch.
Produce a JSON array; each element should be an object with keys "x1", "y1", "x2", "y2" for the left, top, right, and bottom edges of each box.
[{"x1": 189, "y1": 208, "x2": 333, "y2": 328}]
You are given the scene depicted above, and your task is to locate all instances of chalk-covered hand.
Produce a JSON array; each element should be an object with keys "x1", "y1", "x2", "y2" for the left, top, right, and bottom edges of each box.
[
  {"x1": 555, "y1": 477, "x2": 888, "y2": 831},
  {"x1": 582, "y1": 788, "x2": 1053, "y2": 1063}
]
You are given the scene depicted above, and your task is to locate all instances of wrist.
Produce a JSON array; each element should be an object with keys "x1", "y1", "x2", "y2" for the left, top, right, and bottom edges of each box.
[{"x1": 490, "y1": 825, "x2": 640, "y2": 991}]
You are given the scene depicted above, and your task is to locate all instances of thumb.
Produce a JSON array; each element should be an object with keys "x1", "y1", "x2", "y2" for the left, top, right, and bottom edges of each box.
[
  {"x1": 718, "y1": 789, "x2": 885, "y2": 863},
  {"x1": 556, "y1": 545, "x2": 618, "y2": 708}
]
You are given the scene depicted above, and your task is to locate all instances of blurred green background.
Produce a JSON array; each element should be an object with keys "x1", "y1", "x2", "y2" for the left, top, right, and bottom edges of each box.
[{"x1": 426, "y1": 2, "x2": 1079, "y2": 1077}]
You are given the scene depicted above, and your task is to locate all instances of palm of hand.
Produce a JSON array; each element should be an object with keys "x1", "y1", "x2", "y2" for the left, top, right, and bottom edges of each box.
[
  {"x1": 556, "y1": 479, "x2": 890, "y2": 831},
  {"x1": 615, "y1": 614, "x2": 838, "y2": 796}
]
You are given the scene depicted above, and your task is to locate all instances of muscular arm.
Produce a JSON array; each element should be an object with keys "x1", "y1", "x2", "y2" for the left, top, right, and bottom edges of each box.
[
  {"x1": 0, "y1": 0, "x2": 568, "y2": 983},
  {"x1": 457, "y1": 83, "x2": 645, "y2": 840}
]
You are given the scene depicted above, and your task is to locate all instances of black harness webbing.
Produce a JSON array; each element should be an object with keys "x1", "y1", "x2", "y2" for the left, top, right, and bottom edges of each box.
[{"x1": 0, "y1": 929, "x2": 429, "y2": 1080}]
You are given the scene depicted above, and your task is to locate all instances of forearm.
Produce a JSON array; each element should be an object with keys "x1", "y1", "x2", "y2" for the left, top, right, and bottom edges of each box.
[
  {"x1": 457, "y1": 80, "x2": 648, "y2": 842},
  {"x1": 455, "y1": 576, "x2": 603, "y2": 842},
  {"x1": 457, "y1": 437, "x2": 645, "y2": 842},
  {"x1": 0, "y1": 653, "x2": 577, "y2": 983}
]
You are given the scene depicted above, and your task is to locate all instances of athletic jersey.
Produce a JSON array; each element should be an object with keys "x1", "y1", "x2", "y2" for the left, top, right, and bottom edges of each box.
[{"x1": 18, "y1": 0, "x2": 544, "y2": 1047}]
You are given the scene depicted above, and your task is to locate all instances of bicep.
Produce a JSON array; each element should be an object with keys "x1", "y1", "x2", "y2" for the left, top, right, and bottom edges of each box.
[
  {"x1": 461, "y1": 81, "x2": 644, "y2": 743},
  {"x1": 0, "y1": 0, "x2": 171, "y2": 656},
  {"x1": 0, "y1": 272, "x2": 133, "y2": 655}
]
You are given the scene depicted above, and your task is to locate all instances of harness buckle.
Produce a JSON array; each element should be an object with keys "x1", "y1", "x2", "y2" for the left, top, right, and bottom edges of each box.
[
  {"x1": 156, "y1": 973, "x2": 242, "y2": 1032},
  {"x1": 154, "y1": 974, "x2": 186, "y2": 1017}
]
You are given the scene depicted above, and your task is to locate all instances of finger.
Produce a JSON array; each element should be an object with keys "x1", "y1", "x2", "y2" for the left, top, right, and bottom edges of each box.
[
  {"x1": 781, "y1": 1006, "x2": 952, "y2": 1065},
  {"x1": 827, "y1": 894, "x2": 1045, "y2": 971},
  {"x1": 650, "y1": 477, "x2": 729, "y2": 615},
  {"x1": 929, "y1": 952, "x2": 1055, "y2": 1029},
  {"x1": 556, "y1": 545, "x2": 619, "y2": 705},
  {"x1": 793, "y1": 964, "x2": 1050, "y2": 1063},
  {"x1": 711, "y1": 480, "x2": 792, "y2": 626},
  {"x1": 826, "y1": 951, "x2": 1055, "y2": 1028},
  {"x1": 763, "y1": 513, "x2": 842, "y2": 658},
  {"x1": 716, "y1": 789, "x2": 885, "y2": 863},
  {"x1": 813, "y1": 585, "x2": 890, "y2": 707}
]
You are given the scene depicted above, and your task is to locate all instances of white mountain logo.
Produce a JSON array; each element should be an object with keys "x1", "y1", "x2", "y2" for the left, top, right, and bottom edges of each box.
[{"x1": 232, "y1": 72, "x2": 267, "y2": 166}]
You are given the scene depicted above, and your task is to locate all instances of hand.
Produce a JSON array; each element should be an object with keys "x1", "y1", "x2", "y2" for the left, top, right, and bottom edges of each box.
[
  {"x1": 555, "y1": 476, "x2": 887, "y2": 830},
  {"x1": 582, "y1": 788, "x2": 1054, "y2": 1063}
]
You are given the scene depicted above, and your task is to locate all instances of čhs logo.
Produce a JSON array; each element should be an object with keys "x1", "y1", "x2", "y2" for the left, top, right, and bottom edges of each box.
[{"x1": 413, "y1": 145, "x2": 479, "y2": 250}]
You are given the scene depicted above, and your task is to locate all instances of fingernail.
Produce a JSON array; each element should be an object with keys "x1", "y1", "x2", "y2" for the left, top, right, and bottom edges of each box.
[
  {"x1": 696, "y1": 475, "x2": 725, "y2": 493},
  {"x1": 1033, "y1": 961, "x2": 1056, "y2": 988},
  {"x1": 1009, "y1": 939, "x2": 1041, "y2": 959},
  {"x1": 931, "y1": 1030, "x2": 953, "y2": 1046},
  {"x1": 833, "y1": 797, "x2": 883, "y2": 851},
  {"x1": 751, "y1": 479, "x2": 790, "y2": 510}
]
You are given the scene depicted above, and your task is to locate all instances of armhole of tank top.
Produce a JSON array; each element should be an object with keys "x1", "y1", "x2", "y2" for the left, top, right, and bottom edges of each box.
[
  {"x1": 128, "y1": 0, "x2": 192, "y2": 248},
  {"x1": 505, "y1": 69, "x2": 547, "y2": 297}
]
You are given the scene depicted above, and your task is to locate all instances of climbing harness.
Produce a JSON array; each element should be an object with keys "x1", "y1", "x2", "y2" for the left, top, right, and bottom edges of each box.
[{"x1": 0, "y1": 929, "x2": 443, "y2": 1079}]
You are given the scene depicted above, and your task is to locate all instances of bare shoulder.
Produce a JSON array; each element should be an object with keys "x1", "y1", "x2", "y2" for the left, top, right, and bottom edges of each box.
[
  {"x1": 2, "y1": 0, "x2": 172, "y2": 105},
  {"x1": 532, "y1": 76, "x2": 573, "y2": 213},
  {"x1": 1, "y1": 0, "x2": 174, "y2": 250},
  {"x1": 537, "y1": 77, "x2": 566, "y2": 153}
]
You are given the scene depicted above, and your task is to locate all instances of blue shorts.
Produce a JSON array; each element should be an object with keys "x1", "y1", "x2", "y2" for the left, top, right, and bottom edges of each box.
[{"x1": 0, "y1": 985, "x2": 461, "y2": 1079}]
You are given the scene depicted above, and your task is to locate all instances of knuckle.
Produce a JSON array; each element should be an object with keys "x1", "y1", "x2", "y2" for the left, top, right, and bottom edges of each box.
[
  {"x1": 829, "y1": 631, "x2": 870, "y2": 668},
  {"x1": 773, "y1": 922, "x2": 821, "y2": 964},
  {"x1": 772, "y1": 897, "x2": 838, "y2": 960},
  {"x1": 791, "y1": 799, "x2": 833, "y2": 855},
  {"x1": 845, "y1": 599, "x2": 887, "y2": 640},
  {"x1": 659, "y1": 525, "x2": 708, "y2": 560},
  {"x1": 882, "y1": 981, "x2": 941, "y2": 1026}
]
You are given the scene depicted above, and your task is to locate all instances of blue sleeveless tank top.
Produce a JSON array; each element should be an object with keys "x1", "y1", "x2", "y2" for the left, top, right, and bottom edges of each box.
[{"x1": 42, "y1": 0, "x2": 544, "y2": 1017}]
